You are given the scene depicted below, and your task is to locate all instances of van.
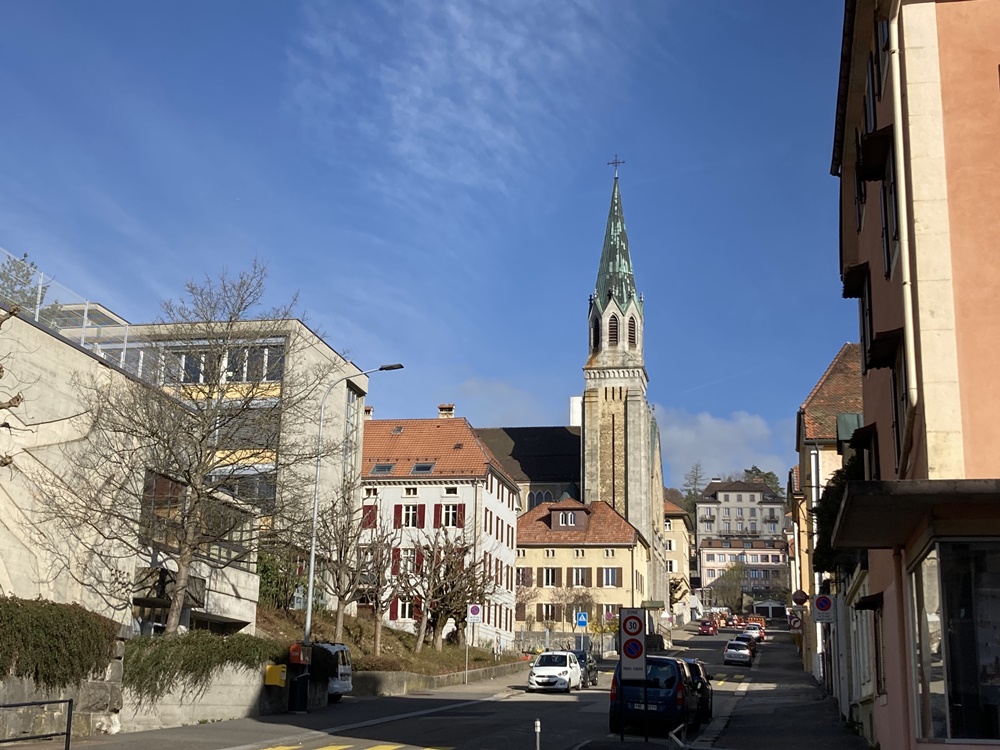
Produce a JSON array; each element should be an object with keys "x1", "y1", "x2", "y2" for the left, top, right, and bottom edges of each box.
[
  {"x1": 609, "y1": 655, "x2": 701, "y2": 735},
  {"x1": 313, "y1": 642, "x2": 352, "y2": 703}
]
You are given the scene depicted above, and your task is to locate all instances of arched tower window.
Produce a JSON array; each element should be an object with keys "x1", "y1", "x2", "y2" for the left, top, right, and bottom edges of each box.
[
  {"x1": 591, "y1": 318, "x2": 601, "y2": 352},
  {"x1": 628, "y1": 316, "x2": 637, "y2": 348},
  {"x1": 609, "y1": 315, "x2": 619, "y2": 346}
]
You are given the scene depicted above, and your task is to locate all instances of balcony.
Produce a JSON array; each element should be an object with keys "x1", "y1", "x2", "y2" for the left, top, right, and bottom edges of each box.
[
  {"x1": 719, "y1": 528, "x2": 760, "y2": 537},
  {"x1": 698, "y1": 516, "x2": 717, "y2": 524}
]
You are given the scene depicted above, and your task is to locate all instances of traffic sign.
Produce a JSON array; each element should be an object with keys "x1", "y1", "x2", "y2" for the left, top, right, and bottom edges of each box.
[
  {"x1": 576, "y1": 611, "x2": 589, "y2": 628},
  {"x1": 789, "y1": 615, "x2": 803, "y2": 633},
  {"x1": 619, "y1": 607, "x2": 646, "y2": 680},
  {"x1": 813, "y1": 594, "x2": 834, "y2": 623},
  {"x1": 467, "y1": 603, "x2": 483, "y2": 623},
  {"x1": 622, "y1": 638, "x2": 644, "y2": 659}
]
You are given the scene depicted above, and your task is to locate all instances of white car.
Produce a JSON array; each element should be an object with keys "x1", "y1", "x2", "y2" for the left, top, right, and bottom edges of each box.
[
  {"x1": 313, "y1": 642, "x2": 353, "y2": 703},
  {"x1": 527, "y1": 650, "x2": 583, "y2": 693}
]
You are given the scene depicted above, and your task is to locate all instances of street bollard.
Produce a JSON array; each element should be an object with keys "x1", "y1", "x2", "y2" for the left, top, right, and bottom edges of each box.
[{"x1": 535, "y1": 718, "x2": 541, "y2": 750}]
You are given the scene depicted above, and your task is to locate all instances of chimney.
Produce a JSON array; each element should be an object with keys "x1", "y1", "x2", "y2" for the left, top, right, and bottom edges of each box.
[
  {"x1": 438, "y1": 403, "x2": 455, "y2": 419},
  {"x1": 364, "y1": 406, "x2": 374, "y2": 420}
]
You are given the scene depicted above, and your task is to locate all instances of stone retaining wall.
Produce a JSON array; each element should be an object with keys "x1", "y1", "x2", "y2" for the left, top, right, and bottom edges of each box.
[{"x1": 353, "y1": 659, "x2": 531, "y2": 697}]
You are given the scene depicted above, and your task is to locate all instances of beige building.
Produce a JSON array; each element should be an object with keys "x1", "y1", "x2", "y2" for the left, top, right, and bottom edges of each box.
[
  {"x1": 662, "y1": 496, "x2": 692, "y2": 626},
  {"x1": 515, "y1": 498, "x2": 651, "y2": 638},
  {"x1": 829, "y1": 0, "x2": 1000, "y2": 747}
]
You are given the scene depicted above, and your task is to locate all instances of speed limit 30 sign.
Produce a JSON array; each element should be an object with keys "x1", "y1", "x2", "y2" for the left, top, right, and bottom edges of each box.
[{"x1": 619, "y1": 608, "x2": 646, "y2": 680}]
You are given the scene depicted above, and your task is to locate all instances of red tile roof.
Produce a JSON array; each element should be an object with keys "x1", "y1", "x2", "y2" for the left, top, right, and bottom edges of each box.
[
  {"x1": 800, "y1": 343, "x2": 862, "y2": 441},
  {"x1": 362, "y1": 417, "x2": 517, "y2": 486},
  {"x1": 516, "y1": 499, "x2": 644, "y2": 547},
  {"x1": 662, "y1": 498, "x2": 686, "y2": 515}
]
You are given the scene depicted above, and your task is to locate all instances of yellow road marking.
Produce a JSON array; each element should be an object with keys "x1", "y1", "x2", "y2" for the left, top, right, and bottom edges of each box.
[
  {"x1": 263, "y1": 746, "x2": 301, "y2": 750},
  {"x1": 366, "y1": 745, "x2": 405, "y2": 750},
  {"x1": 313, "y1": 746, "x2": 352, "y2": 750}
]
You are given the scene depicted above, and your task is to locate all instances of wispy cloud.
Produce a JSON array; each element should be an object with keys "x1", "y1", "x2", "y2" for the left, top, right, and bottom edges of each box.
[
  {"x1": 286, "y1": 0, "x2": 648, "y2": 206},
  {"x1": 654, "y1": 405, "x2": 795, "y2": 488}
]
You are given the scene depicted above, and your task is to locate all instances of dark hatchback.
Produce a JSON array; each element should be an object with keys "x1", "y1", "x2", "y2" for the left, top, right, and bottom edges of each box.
[
  {"x1": 733, "y1": 633, "x2": 758, "y2": 657},
  {"x1": 681, "y1": 657, "x2": 714, "y2": 724},
  {"x1": 574, "y1": 650, "x2": 599, "y2": 687},
  {"x1": 609, "y1": 655, "x2": 701, "y2": 735}
]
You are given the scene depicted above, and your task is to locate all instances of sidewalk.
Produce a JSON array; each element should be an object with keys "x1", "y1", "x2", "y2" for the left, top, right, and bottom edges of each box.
[{"x1": 580, "y1": 625, "x2": 869, "y2": 750}]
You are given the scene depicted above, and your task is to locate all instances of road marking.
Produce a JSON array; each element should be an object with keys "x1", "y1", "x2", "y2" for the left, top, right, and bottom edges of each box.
[
  {"x1": 366, "y1": 745, "x2": 405, "y2": 750},
  {"x1": 313, "y1": 746, "x2": 352, "y2": 750}
]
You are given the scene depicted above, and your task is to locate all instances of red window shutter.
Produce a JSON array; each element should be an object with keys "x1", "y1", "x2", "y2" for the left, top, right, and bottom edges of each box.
[
  {"x1": 616, "y1": 567, "x2": 623, "y2": 587},
  {"x1": 362, "y1": 504, "x2": 377, "y2": 529},
  {"x1": 433, "y1": 505, "x2": 442, "y2": 528},
  {"x1": 393, "y1": 504, "x2": 402, "y2": 528},
  {"x1": 456, "y1": 505, "x2": 466, "y2": 528},
  {"x1": 417, "y1": 505, "x2": 426, "y2": 528},
  {"x1": 516, "y1": 602, "x2": 526, "y2": 621},
  {"x1": 413, "y1": 596, "x2": 423, "y2": 621},
  {"x1": 415, "y1": 550, "x2": 424, "y2": 572},
  {"x1": 391, "y1": 548, "x2": 401, "y2": 575},
  {"x1": 390, "y1": 597, "x2": 398, "y2": 620}
]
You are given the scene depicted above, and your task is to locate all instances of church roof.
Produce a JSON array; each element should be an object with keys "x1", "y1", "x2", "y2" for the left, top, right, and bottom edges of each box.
[
  {"x1": 475, "y1": 426, "x2": 581, "y2": 484},
  {"x1": 593, "y1": 177, "x2": 641, "y2": 315}
]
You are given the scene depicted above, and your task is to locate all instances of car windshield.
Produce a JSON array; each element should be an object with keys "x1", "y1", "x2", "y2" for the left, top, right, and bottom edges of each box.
[
  {"x1": 700, "y1": 620, "x2": 713, "y2": 626},
  {"x1": 536, "y1": 653, "x2": 568, "y2": 667},
  {"x1": 728, "y1": 642, "x2": 749, "y2": 651}
]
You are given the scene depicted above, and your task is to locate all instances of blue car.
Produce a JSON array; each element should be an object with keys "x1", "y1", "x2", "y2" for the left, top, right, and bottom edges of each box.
[{"x1": 609, "y1": 655, "x2": 702, "y2": 735}]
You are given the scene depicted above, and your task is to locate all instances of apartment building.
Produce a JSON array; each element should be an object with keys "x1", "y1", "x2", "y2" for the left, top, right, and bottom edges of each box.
[
  {"x1": 790, "y1": 343, "x2": 862, "y2": 683},
  {"x1": 829, "y1": 0, "x2": 1000, "y2": 746},
  {"x1": 361, "y1": 406, "x2": 519, "y2": 648},
  {"x1": 662, "y1": 496, "x2": 692, "y2": 626},
  {"x1": 515, "y1": 498, "x2": 651, "y2": 632},
  {"x1": 696, "y1": 480, "x2": 789, "y2": 606}
]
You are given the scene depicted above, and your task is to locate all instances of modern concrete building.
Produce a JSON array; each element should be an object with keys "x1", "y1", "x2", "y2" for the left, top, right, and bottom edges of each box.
[
  {"x1": 829, "y1": 0, "x2": 1000, "y2": 746},
  {"x1": 360, "y1": 406, "x2": 519, "y2": 648}
]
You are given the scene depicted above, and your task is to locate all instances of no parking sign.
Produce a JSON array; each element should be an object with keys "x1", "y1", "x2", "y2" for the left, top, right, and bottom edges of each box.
[
  {"x1": 619, "y1": 608, "x2": 646, "y2": 680},
  {"x1": 813, "y1": 594, "x2": 834, "y2": 623}
]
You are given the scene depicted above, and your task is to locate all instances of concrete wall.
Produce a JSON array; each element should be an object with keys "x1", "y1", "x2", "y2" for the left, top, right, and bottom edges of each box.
[{"x1": 353, "y1": 660, "x2": 530, "y2": 697}]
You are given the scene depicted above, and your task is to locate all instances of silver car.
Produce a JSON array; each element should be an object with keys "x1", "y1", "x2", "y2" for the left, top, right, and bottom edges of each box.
[{"x1": 723, "y1": 639, "x2": 753, "y2": 666}]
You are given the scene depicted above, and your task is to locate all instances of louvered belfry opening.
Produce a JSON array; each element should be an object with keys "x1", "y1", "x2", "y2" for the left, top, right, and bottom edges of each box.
[
  {"x1": 628, "y1": 316, "x2": 637, "y2": 348},
  {"x1": 609, "y1": 315, "x2": 619, "y2": 346}
]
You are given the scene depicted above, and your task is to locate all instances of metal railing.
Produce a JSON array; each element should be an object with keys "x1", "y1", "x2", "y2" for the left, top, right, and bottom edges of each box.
[{"x1": 0, "y1": 699, "x2": 73, "y2": 749}]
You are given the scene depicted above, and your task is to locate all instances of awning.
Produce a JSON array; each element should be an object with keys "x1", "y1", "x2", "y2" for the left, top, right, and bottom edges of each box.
[
  {"x1": 849, "y1": 422, "x2": 877, "y2": 450},
  {"x1": 859, "y1": 126, "x2": 893, "y2": 181},
  {"x1": 866, "y1": 328, "x2": 903, "y2": 370},
  {"x1": 842, "y1": 262, "x2": 869, "y2": 299},
  {"x1": 832, "y1": 479, "x2": 1000, "y2": 549}
]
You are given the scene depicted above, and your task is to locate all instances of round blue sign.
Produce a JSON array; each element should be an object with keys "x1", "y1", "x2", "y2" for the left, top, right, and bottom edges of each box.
[
  {"x1": 815, "y1": 595, "x2": 832, "y2": 612},
  {"x1": 622, "y1": 638, "x2": 644, "y2": 659}
]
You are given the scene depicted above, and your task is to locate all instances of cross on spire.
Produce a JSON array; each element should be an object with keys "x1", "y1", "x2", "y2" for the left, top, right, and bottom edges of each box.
[{"x1": 607, "y1": 154, "x2": 625, "y2": 178}]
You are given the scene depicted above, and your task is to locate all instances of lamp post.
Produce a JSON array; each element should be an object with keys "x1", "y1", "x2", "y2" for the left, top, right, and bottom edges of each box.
[{"x1": 303, "y1": 363, "x2": 403, "y2": 645}]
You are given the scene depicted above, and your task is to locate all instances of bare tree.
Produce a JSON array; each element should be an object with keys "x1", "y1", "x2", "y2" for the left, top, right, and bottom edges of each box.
[
  {"x1": 357, "y1": 524, "x2": 404, "y2": 656},
  {"x1": 406, "y1": 528, "x2": 499, "y2": 652},
  {"x1": 710, "y1": 561, "x2": 747, "y2": 613},
  {"x1": 26, "y1": 261, "x2": 348, "y2": 633},
  {"x1": 314, "y1": 477, "x2": 369, "y2": 642}
]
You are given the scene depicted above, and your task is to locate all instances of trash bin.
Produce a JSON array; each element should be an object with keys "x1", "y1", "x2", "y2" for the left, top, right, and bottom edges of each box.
[{"x1": 288, "y1": 668, "x2": 310, "y2": 713}]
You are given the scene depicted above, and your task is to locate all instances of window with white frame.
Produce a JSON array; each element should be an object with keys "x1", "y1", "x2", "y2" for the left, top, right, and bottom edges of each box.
[
  {"x1": 706, "y1": 553, "x2": 715, "y2": 562},
  {"x1": 404, "y1": 487, "x2": 418, "y2": 497},
  {"x1": 442, "y1": 504, "x2": 459, "y2": 527},
  {"x1": 398, "y1": 599, "x2": 413, "y2": 620},
  {"x1": 399, "y1": 548, "x2": 416, "y2": 574},
  {"x1": 708, "y1": 569, "x2": 716, "y2": 579},
  {"x1": 602, "y1": 568, "x2": 618, "y2": 587},
  {"x1": 559, "y1": 511, "x2": 576, "y2": 527},
  {"x1": 602, "y1": 603, "x2": 616, "y2": 621},
  {"x1": 665, "y1": 539, "x2": 674, "y2": 552},
  {"x1": 444, "y1": 486, "x2": 458, "y2": 496},
  {"x1": 572, "y1": 567, "x2": 587, "y2": 587},
  {"x1": 666, "y1": 560, "x2": 676, "y2": 573},
  {"x1": 541, "y1": 603, "x2": 557, "y2": 621},
  {"x1": 724, "y1": 507, "x2": 731, "y2": 517},
  {"x1": 542, "y1": 568, "x2": 558, "y2": 587},
  {"x1": 364, "y1": 487, "x2": 378, "y2": 498},
  {"x1": 402, "y1": 505, "x2": 418, "y2": 527}
]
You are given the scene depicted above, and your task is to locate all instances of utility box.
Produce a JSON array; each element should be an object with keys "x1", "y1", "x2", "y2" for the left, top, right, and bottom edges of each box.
[
  {"x1": 289, "y1": 643, "x2": 312, "y2": 665},
  {"x1": 264, "y1": 664, "x2": 287, "y2": 687}
]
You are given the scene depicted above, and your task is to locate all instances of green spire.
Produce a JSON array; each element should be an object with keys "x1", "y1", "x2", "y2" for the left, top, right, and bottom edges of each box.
[{"x1": 594, "y1": 177, "x2": 639, "y2": 313}]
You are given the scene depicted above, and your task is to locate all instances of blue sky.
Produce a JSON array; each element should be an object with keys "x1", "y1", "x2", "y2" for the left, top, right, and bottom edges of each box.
[{"x1": 0, "y1": 1, "x2": 856, "y2": 487}]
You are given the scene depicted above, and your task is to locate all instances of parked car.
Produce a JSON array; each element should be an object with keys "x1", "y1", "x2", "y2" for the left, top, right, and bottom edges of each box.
[
  {"x1": 609, "y1": 655, "x2": 701, "y2": 735},
  {"x1": 574, "y1": 649, "x2": 599, "y2": 687},
  {"x1": 723, "y1": 639, "x2": 753, "y2": 667},
  {"x1": 313, "y1": 642, "x2": 353, "y2": 703},
  {"x1": 733, "y1": 633, "x2": 758, "y2": 657},
  {"x1": 528, "y1": 650, "x2": 583, "y2": 693},
  {"x1": 697, "y1": 619, "x2": 719, "y2": 635},
  {"x1": 742, "y1": 625, "x2": 764, "y2": 643},
  {"x1": 681, "y1": 657, "x2": 714, "y2": 724}
]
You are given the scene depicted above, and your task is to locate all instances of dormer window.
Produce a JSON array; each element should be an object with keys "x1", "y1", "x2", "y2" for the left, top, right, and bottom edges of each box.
[{"x1": 559, "y1": 511, "x2": 576, "y2": 527}]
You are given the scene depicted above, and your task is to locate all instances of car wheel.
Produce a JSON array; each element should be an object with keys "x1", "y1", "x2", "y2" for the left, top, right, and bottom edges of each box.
[{"x1": 328, "y1": 693, "x2": 342, "y2": 704}]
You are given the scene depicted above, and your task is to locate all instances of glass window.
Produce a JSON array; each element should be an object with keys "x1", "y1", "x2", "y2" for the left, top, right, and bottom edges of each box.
[
  {"x1": 402, "y1": 505, "x2": 418, "y2": 527},
  {"x1": 442, "y1": 504, "x2": 459, "y2": 527},
  {"x1": 913, "y1": 541, "x2": 1000, "y2": 740},
  {"x1": 572, "y1": 567, "x2": 587, "y2": 586},
  {"x1": 706, "y1": 553, "x2": 715, "y2": 562},
  {"x1": 603, "y1": 568, "x2": 618, "y2": 587},
  {"x1": 543, "y1": 568, "x2": 558, "y2": 587}
]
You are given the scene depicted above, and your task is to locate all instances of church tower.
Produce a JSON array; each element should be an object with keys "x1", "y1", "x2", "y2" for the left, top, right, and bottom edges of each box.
[{"x1": 582, "y1": 172, "x2": 655, "y2": 546}]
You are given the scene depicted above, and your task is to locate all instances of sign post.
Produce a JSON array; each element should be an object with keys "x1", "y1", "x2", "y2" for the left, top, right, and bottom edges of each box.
[
  {"x1": 466, "y1": 603, "x2": 482, "y2": 684},
  {"x1": 619, "y1": 608, "x2": 647, "y2": 741}
]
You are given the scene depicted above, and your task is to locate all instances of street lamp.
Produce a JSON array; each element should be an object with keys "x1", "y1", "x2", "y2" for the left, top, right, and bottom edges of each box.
[{"x1": 303, "y1": 362, "x2": 403, "y2": 644}]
